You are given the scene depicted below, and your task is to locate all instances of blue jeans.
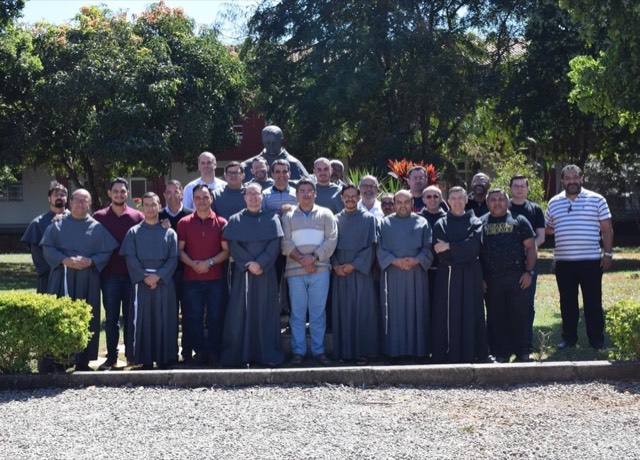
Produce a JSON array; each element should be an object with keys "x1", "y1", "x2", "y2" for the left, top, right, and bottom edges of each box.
[
  {"x1": 287, "y1": 270, "x2": 330, "y2": 356},
  {"x1": 101, "y1": 274, "x2": 132, "y2": 361},
  {"x1": 183, "y1": 279, "x2": 225, "y2": 359}
]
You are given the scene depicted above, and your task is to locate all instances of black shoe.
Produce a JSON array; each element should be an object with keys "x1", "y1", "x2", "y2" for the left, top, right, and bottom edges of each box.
[
  {"x1": 98, "y1": 358, "x2": 117, "y2": 370},
  {"x1": 515, "y1": 354, "x2": 533, "y2": 362},
  {"x1": 74, "y1": 363, "x2": 93, "y2": 372},
  {"x1": 290, "y1": 354, "x2": 304, "y2": 365},
  {"x1": 495, "y1": 356, "x2": 509, "y2": 363},
  {"x1": 314, "y1": 353, "x2": 330, "y2": 366},
  {"x1": 557, "y1": 340, "x2": 576, "y2": 350},
  {"x1": 590, "y1": 341, "x2": 605, "y2": 350}
]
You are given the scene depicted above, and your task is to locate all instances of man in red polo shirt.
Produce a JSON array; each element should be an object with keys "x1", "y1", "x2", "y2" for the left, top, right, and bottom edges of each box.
[
  {"x1": 93, "y1": 177, "x2": 144, "y2": 369},
  {"x1": 177, "y1": 184, "x2": 230, "y2": 365}
]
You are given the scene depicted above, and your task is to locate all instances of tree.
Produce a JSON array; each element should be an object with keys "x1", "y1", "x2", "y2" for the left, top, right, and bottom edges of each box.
[
  {"x1": 0, "y1": 0, "x2": 24, "y2": 29},
  {"x1": 14, "y1": 2, "x2": 247, "y2": 207},
  {"x1": 242, "y1": 0, "x2": 526, "y2": 170},
  {"x1": 561, "y1": 0, "x2": 640, "y2": 132}
]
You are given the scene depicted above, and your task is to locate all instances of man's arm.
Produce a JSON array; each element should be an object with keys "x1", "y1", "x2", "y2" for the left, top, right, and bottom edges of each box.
[{"x1": 600, "y1": 218, "x2": 614, "y2": 271}]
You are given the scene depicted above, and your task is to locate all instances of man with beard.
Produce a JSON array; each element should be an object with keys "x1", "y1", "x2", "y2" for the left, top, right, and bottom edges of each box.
[
  {"x1": 212, "y1": 161, "x2": 247, "y2": 220},
  {"x1": 219, "y1": 182, "x2": 285, "y2": 367},
  {"x1": 377, "y1": 190, "x2": 432, "y2": 361},
  {"x1": 431, "y1": 187, "x2": 489, "y2": 364},
  {"x1": 358, "y1": 175, "x2": 384, "y2": 218},
  {"x1": 330, "y1": 159, "x2": 346, "y2": 186},
  {"x1": 245, "y1": 157, "x2": 274, "y2": 190},
  {"x1": 42, "y1": 189, "x2": 118, "y2": 371},
  {"x1": 331, "y1": 185, "x2": 379, "y2": 365},
  {"x1": 241, "y1": 125, "x2": 309, "y2": 181},
  {"x1": 120, "y1": 192, "x2": 179, "y2": 370},
  {"x1": 480, "y1": 189, "x2": 537, "y2": 363},
  {"x1": 93, "y1": 178, "x2": 144, "y2": 370},
  {"x1": 545, "y1": 165, "x2": 613, "y2": 350},
  {"x1": 313, "y1": 157, "x2": 343, "y2": 214},
  {"x1": 182, "y1": 152, "x2": 227, "y2": 210},
  {"x1": 465, "y1": 172, "x2": 491, "y2": 217},
  {"x1": 22, "y1": 182, "x2": 69, "y2": 293}
]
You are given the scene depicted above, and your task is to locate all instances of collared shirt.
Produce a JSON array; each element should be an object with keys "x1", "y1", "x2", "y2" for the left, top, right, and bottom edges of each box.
[
  {"x1": 177, "y1": 210, "x2": 227, "y2": 280},
  {"x1": 262, "y1": 184, "x2": 298, "y2": 215},
  {"x1": 545, "y1": 188, "x2": 611, "y2": 261},
  {"x1": 358, "y1": 199, "x2": 384, "y2": 219},
  {"x1": 182, "y1": 177, "x2": 227, "y2": 210},
  {"x1": 92, "y1": 205, "x2": 144, "y2": 275}
]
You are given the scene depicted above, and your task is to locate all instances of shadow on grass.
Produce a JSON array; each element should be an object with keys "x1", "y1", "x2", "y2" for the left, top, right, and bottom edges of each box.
[{"x1": 0, "y1": 263, "x2": 37, "y2": 291}]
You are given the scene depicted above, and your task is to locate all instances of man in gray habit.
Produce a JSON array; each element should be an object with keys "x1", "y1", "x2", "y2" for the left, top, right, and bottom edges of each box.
[
  {"x1": 377, "y1": 190, "x2": 433, "y2": 361},
  {"x1": 331, "y1": 185, "x2": 379, "y2": 365},
  {"x1": 42, "y1": 189, "x2": 118, "y2": 371},
  {"x1": 120, "y1": 192, "x2": 179, "y2": 369},
  {"x1": 220, "y1": 182, "x2": 285, "y2": 367}
]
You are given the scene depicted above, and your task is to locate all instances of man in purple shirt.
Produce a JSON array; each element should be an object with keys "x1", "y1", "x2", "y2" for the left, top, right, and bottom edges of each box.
[{"x1": 93, "y1": 178, "x2": 144, "y2": 369}]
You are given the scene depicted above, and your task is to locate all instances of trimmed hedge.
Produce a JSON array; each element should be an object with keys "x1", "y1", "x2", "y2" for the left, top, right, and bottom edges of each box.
[
  {"x1": 0, "y1": 292, "x2": 92, "y2": 373},
  {"x1": 606, "y1": 299, "x2": 640, "y2": 361}
]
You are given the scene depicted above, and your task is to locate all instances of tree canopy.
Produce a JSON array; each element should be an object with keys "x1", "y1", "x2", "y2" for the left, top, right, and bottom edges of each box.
[
  {"x1": 561, "y1": 0, "x2": 640, "y2": 132},
  {"x1": 2, "y1": 2, "x2": 247, "y2": 207},
  {"x1": 242, "y1": 0, "x2": 526, "y2": 171}
]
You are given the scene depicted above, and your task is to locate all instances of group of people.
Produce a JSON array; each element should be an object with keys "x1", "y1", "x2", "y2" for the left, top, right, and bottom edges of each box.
[{"x1": 21, "y1": 125, "x2": 614, "y2": 371}]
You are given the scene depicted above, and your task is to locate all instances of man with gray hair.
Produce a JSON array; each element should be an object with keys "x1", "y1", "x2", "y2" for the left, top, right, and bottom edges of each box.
[
  {"x1": 241, "y1": 125, "x2": 309, "y2": 181},
  {"x1": 183, "y1": 151, "x2": 227, "y2": 210},
  {"x1": 330, "y1": 159, "x2": 346, "y2": 186},
  {"x1": 358, "y1": 175, "x2": 384, "y2": 218}
]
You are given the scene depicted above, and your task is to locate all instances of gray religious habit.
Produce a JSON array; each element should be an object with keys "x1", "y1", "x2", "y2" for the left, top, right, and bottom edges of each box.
[
  {"x1": 120, "y1": 221, "x2": 179, "y2": 368},
  {"x1": 376, "y1": 213, "x2": 433, "y2": 358},
  {"x1": 42, "y1": 216, "x2": 118, "y2": 366},
  {"x1": 331, "y1": 208, "x2": 379, "y2": 362},
  {"x1": 22, "y1": 210, "x2": 69, "y2": 293},
  {"x1": 219, "y1": 209, "x2": 285, "y2": 367}
]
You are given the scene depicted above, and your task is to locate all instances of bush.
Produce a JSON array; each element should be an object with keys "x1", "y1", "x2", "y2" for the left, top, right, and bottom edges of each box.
[
  {"x1": 0, "y1": 292, "x2": 92, "y2": 373},
  {"x1": 606, "y1": 299, "x2": 640, "y2": 361}
]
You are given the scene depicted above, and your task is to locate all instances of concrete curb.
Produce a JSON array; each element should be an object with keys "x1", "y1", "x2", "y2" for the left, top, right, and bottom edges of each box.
[{"x1": 1, "y1": 361, "x2": 638, "y2": 390}]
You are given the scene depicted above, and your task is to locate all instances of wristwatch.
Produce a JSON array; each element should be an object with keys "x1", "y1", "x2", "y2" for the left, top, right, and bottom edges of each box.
[
  {"x1": 527, "y1": 269, "x2": 535, "y2": 276},
  {"x1": 604, "y1": 252, "x2": 613, "y2": 257},
  {"x1": 208, "y1": 258, "x2": 214, "y2": 267},
  {"x1": 313, "y1": 253, "x2": 319, "y2": 262}
]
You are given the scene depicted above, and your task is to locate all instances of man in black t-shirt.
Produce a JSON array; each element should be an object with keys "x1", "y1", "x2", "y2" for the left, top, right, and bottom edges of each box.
[
  {"x1": 508, "y1": 175, "x2": 545, "y2": 351},
  {"x1": 480, "y1": 189, "x2": 537, "y2": 363}
]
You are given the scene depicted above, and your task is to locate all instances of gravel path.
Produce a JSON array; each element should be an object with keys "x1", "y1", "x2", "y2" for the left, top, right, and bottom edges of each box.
[{"x1": 1, "y1": 381, "x2": 639, "y2": 459}]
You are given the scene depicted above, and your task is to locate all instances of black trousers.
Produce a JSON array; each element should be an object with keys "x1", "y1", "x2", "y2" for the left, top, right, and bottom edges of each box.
[
  {"x1": 485, "y1": 272, "x2": 530, "y2": 357},
  {"x1": 555, "y1": 259, "x2": 604, "y2": 347}
]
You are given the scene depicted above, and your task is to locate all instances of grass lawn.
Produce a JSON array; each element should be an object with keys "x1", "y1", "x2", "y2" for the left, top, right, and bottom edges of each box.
[{"x1": 1, "y1": 250, "x2": 639, "y2": 362}]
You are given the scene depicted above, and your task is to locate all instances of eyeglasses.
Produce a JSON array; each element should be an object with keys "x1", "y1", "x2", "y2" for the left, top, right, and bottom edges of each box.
[
  {"x1": 511, "y1": 184, "x2": 527, "y2": 189},
  {"x1": 381, "y1": 201, "x2": 394, "y2": 206},
  {"x1": 423, "y1": 195, "x2": 440, "y2": 199},
  {"x1": 226, "y1": 171, "x2": 243, "y2": 176},
  {"x1": 360, "y1": 184, "x2": 377, "y2": 189}
]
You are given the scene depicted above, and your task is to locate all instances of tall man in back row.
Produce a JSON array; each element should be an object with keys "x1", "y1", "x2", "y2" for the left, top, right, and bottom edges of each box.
[
  {"x1": 545, "y1": 164, "x2": 613, "y2": 350},
  {"x1": 22, "y1": 182, "x2": 69, "y2": 293},
  {"x1": 92, "y1": 178, "x2": 144, "y2": 369},
  {"x1": 42, "y1": 189, "x2": 118, "y2": 371}
]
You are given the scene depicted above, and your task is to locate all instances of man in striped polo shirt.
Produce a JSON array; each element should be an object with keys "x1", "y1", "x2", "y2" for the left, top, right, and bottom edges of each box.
[{"x1": 545, "y1": 164, "x2": 613, "y2": 350}]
